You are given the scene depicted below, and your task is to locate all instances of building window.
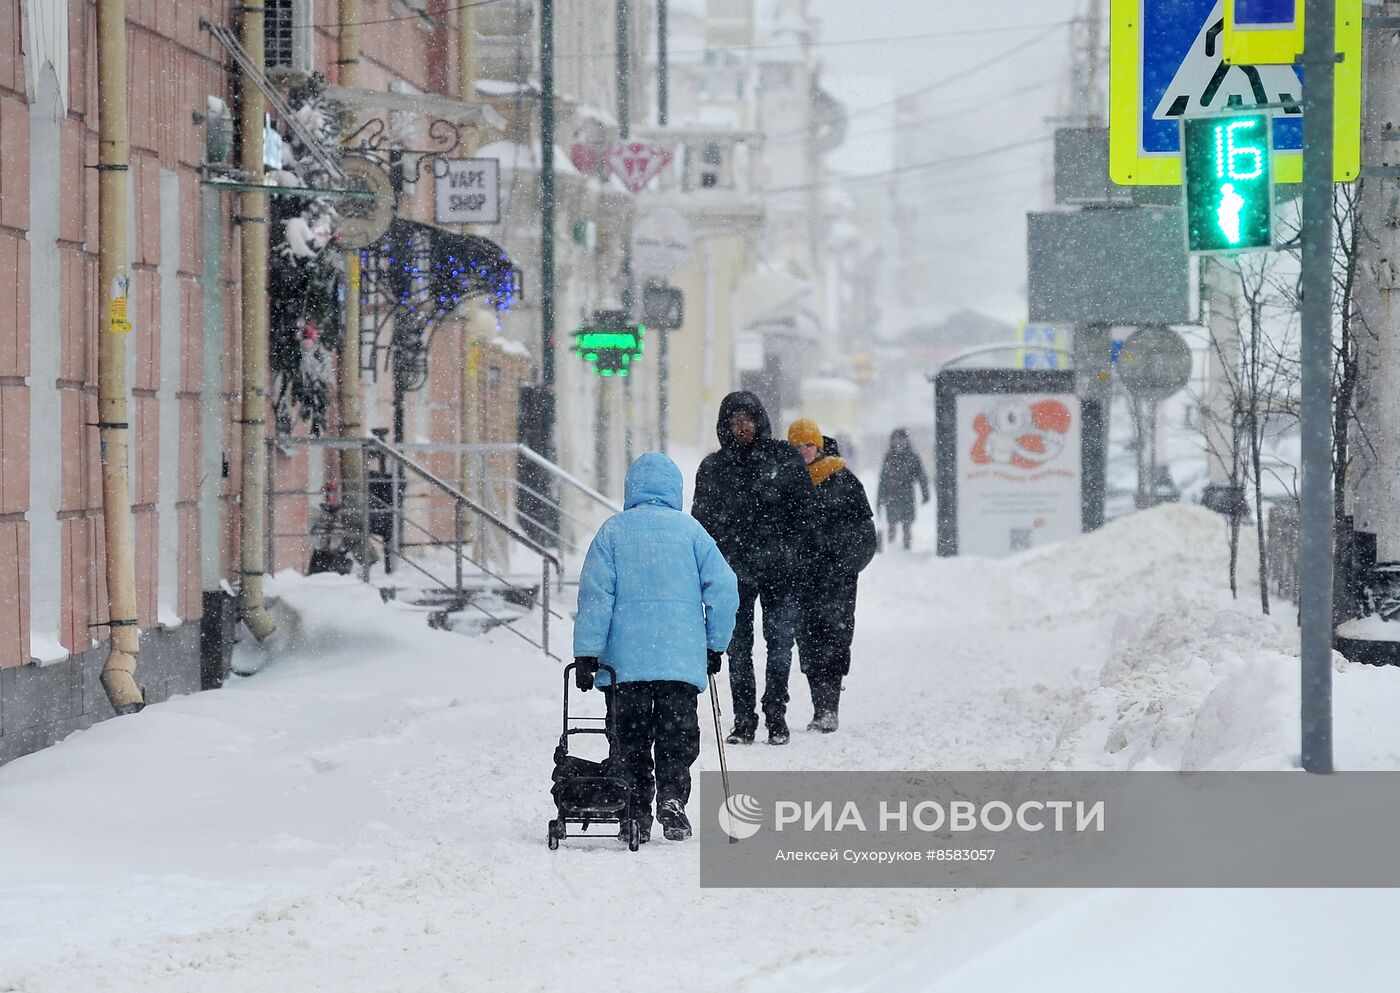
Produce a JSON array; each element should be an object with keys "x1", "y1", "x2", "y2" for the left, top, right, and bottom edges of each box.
[
  {"x1": 701, "y1": 143, "x2": 722, "y2": 188},
  {"x1": 265, "y1": 0, "x2": 313, "y2": 79}
]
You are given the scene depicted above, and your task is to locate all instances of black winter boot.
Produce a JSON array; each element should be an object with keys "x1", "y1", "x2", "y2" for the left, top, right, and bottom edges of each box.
[
  {"x1": 767, "y1": 715, "x2": 790, "y2": 746},
  {"x1": 657, "y1": 799, "x2": 692, "y2": 841}
]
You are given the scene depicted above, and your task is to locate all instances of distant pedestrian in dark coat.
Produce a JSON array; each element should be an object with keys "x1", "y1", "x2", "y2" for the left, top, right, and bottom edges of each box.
[
  {"x1": 692, "y1": 391, "x2": 814, "y2": 745},
  {"x1": 788, "y1": 419, "x2": 877, "y2": 732},
  {"x1": 876, "y1": 428, "x2": 929, "y2": 550}
]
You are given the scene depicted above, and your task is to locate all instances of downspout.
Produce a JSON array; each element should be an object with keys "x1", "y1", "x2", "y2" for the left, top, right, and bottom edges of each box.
[
  {"x1": 237, "y1": 4, "x2": 276, "y2": 639},
  {"x1": 459, "y1": 0, "x2": 482, "y2": 501},
  {"x1": 337, "y1": 0, "x2": 370, "y2": 565},
  {"x1": 96, "y1": 0, "x2": 144, "y2": 713}
]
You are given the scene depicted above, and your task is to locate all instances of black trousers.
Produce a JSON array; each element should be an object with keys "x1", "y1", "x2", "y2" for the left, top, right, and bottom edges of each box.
[
  {"x1": 796, "y1": 575, "x2": 859, "y2": 716},
  {"x1": 606, "y1": 680, "x2": 701, "y2": 824},
  {"x1": 728, "y1": 579, "x2": 799, "y2": 728}
]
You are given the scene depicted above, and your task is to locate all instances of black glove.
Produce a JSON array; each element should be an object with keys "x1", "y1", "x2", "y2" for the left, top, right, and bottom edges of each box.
[
  {"x1": 574, "y1": 656, "x2": 599, "y2": 691},
  {"x1": 707, "y1": 649, "x2": 723, "y2": 675}
]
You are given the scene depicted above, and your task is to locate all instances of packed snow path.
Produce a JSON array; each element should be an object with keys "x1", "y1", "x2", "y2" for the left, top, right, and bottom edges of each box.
[{"x1": 2, "y1": 506, "x2": 1399, "y2": 992}]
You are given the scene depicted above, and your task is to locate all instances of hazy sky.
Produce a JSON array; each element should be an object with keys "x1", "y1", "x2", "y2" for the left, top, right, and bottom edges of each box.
[{"x1": 808, "y1": 0, "x2": 1087, "y2": 325}]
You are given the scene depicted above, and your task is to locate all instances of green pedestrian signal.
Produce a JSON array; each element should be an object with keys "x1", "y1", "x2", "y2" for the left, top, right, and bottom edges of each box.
[
  {"x1": 574, "y1": 310, "x2": 645, "y2": 377},
  {"x1": 1181, "y1": 112, "x2": 1274, "y2": 255}
]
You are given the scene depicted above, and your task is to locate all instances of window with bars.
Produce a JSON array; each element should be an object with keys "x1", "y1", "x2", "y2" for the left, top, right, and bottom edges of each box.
[{"x1": 265, "y1": 0, "x2": 313, "y2": 79}]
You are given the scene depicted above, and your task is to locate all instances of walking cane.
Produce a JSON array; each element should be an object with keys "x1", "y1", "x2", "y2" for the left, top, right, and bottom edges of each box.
[{"x1": 708, "y1": 673, "x2": 737, "y2": 844}]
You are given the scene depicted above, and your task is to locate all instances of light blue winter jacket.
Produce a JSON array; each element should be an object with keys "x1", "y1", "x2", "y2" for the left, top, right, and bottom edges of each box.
[{"x1": 573, "y1": 452, "x2": 740, "y2": 692}]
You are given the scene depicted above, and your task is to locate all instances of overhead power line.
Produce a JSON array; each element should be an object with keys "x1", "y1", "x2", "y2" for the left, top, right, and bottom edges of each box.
[
  {"x1": 766, "y1": 74, "x2": 1061, "y2": 147},
  {"x1": 555, "y1": 18, "x2": 1073, "y2": 60},
  {"x1": 313, "y1": 0, "x2": 502, "y2": 30},
  {"x1": 758, "y1": 134, "x2": 1053, "y2": 196},
  {"x1": 761, "y1": 21, "x2": 1069, "y2": 143}
]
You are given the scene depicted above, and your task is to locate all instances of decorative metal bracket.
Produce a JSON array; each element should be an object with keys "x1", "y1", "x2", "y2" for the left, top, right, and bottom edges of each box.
[{"x1": 344, "y1": 116, "x2": 467, "y2": 185}]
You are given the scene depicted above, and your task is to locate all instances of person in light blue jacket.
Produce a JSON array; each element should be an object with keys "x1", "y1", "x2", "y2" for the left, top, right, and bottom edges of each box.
[{"x1": 573, "y1": 452, "x2": 739, "y2": 842}]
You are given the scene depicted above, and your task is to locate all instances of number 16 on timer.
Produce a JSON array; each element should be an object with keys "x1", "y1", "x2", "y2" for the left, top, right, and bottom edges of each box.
[{"x1": 1181, "y1": 111, "x2": 1275, "y2": 256}]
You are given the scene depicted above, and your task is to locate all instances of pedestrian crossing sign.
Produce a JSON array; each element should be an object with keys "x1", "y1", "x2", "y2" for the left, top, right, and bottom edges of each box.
[
  {"x1": 1108, "y1": 0, "x2": 1360, "y2": 185},
  {"x1": 1223, "y1": 0, "x2": 1304, "y2": 66}
]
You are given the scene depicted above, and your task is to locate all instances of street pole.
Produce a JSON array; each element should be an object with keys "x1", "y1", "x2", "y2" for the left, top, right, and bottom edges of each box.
[
  {"x1": 540, "y1": 0, "x2": 557, "y2": 461},
  {"x1": 1350, "y1": 4, "x2": 1400, "y2": 598},
  {"x1": 1298, "y1": 0, "x2": 1337, "y2": 773},
  {"x1": 658, "y1": 0, "x2": 668, "y2": 127},
  {"x1": 1201, "y1": 259, "x2": 1244, "y2": 518},
  {"x1": 657, "y1": 0, "x2": 669, "y2": 453},
  {"x1": 619, "y1": 0, "x2": 634, "y2": 468},
  {"x1": 618, "y1": 0, "x2": 631, "y2": 141}
]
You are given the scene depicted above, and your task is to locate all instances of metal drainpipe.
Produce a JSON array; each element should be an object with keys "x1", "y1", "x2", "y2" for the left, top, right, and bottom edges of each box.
[
  {"x1": 95, "y1": 0, "x2": 144, "y2": 713},
  {"x1": 338, "y1": 0, "x2": 371, "y2": 567},
  {"x1": 236, "y1": 3, "x2": 276, "y2": 640}
]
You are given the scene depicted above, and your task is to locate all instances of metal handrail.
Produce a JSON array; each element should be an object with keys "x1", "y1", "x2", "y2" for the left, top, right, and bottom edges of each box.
[
  {"x1": 360, "y1": 490, "x2": 559, "y2": 655},
  {"x1": 397, "y1": 441, "x2": 623, "y2": 516},
  {"x1": 378, "y1": 489, "x2": 565, "y2": 622},
  {"x1": 266, "y1": 436, "x2": 561, "y2": 658},
  {"x1": 366, "y1": 438, "x2": 562, "y2": 571},
  {"x1": 267, "y1": 436, "x2": 562, "y2": 574}
]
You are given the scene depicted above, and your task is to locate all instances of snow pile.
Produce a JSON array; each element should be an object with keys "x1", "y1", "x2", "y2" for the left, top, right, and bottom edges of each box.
[
  {"x1": 1048, "y1": 592, "x2": 1301, "y2": 770},
  {"x1": 980, "y1": 504, "x2": 1294, "y2": 770},
  {"x1": 3, "y1": 505, "x2": 1399, "y2": 991}
]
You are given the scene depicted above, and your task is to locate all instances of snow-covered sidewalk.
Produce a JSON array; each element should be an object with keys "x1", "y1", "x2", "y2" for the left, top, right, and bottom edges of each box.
[{"x1": 2, "y1": 505, "x2": 1398, "y2": 992}]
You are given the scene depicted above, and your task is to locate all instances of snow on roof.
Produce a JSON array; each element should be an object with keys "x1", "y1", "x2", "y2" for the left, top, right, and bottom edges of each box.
[
  {"x1": 575, "y1": 104, "x2": 617, "y2": 128},
  {"x1": 473, "y1": 139, "x2": 578, "y2": 174},
  {"x1": 490, "y1": 335, "x2": 532, "y2": 359},
  {"x1": 475, "y1": 79, "x2": 537, "y2": 96}
]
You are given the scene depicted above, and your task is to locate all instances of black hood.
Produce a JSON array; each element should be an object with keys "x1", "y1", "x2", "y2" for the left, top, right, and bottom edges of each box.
[{"x1": 715, "y1": 391, "x2": 773, "y2": 448}]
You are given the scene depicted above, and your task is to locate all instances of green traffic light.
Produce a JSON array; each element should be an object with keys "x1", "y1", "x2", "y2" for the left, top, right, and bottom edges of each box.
[{"x1": 1181, "y1": 112, "x2": 1274, "y2": 255}]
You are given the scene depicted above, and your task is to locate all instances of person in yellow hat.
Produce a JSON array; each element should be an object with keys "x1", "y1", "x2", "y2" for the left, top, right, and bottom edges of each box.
[{"x1": 786, "y1": 418, "x2": 878, "y2": 732}]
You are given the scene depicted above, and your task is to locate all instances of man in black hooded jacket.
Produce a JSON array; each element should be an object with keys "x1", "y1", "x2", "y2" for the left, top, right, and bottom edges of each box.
[{"x1": 692, "y1": 392, "x2": 813, "y2": 745}]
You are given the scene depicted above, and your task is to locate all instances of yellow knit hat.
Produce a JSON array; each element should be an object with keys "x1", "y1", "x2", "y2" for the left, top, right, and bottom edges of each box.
[{"x1": 787, "y1": 418, "x2": 823, "y2": 449}]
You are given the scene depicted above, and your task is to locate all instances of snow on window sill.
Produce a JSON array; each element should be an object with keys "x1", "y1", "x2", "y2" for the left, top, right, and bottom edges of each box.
[{"x1": 29, "y1": 633, "x2": 70, "y2": 668}]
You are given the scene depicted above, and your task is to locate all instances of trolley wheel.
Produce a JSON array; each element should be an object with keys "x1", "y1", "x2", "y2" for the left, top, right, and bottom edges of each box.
[
  {"x1": 547, "y1": 819, "x2": 562, "y2": 850},
  {"x1": 627, "y1": 818, "x2": 641, "y2": 852}
]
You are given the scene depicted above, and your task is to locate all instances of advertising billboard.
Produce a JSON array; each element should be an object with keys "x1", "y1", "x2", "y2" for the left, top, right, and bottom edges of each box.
[{"x1": 935, "y1": 370, "x2": 1105, "y2": 558}]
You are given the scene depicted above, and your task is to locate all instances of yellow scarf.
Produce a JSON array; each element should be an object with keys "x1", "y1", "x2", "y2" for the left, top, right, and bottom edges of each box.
[{"x1": 807, "y1": 455, "x2": 846, "y2": 487}]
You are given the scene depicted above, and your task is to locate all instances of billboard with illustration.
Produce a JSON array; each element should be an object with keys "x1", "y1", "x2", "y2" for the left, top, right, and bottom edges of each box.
[{"x1": 935, "y1": 370, "x2": 1105, "y2": 557}]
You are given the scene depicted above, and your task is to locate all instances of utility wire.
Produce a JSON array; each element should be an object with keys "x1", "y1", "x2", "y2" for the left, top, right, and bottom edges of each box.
[
  {"x1": 312, "y1": 0, "x2": 502, "y2": 30},
  {"x1": 764, "y1": 74, "x2": 1060, "y2": 147},
  {"x1": 761, "y1": 21, "x2": 1069, "y2": 143},
  {"x1": 759, "y1": 134, "x2": 1053, "y2": 196},
  {"x1": 554, "y1": 18, "x2": 1073, "y2": 60}
]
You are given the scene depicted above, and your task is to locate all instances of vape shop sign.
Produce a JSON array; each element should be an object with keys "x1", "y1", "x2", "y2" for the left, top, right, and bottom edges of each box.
[
  {"x1": 935, "y1": 369, "x2": 1104, "y2": 558},
  {"x1": 435, "y1": 158, "x2": 501, "y2": 225}
]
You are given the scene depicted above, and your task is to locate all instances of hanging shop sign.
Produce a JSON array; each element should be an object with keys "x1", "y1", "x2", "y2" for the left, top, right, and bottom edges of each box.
[
  {"x1": 435, "y1": 157, "x2": 501, "y2": 225},
  {"x1": 605, "y1": 142, "x2": 673, "y2": 194}
]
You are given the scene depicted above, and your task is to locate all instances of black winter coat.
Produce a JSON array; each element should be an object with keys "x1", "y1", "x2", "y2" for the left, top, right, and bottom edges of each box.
[
  {"x1": 876, "y1": 438, "x2": 929, "y2": 525},
  {"x1": 804, "y1": 460, "x2": 877, "y2": 581},
  {"x1": 692, "y1": 392, "x2": 814, "y2": 586}
]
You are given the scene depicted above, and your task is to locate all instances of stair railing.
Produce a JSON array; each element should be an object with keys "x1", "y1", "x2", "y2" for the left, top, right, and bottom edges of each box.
[{"x1": 266, "y1": 436, "x2": 563, "y2": 659}]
